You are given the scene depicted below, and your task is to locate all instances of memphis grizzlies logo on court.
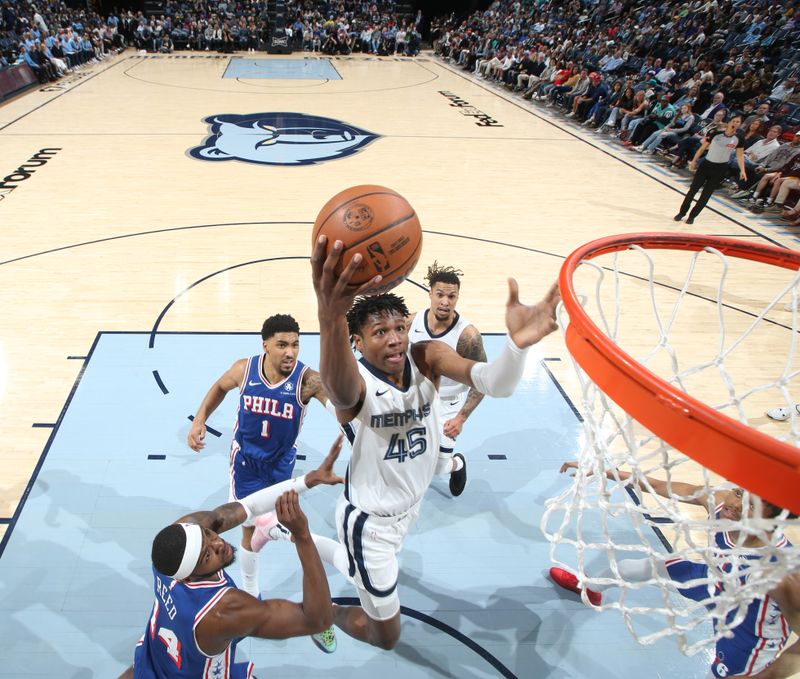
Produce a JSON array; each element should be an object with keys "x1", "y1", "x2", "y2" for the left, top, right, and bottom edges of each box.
[{"x1": 189, "y1": 112, "x2": 380, "y2": 166}]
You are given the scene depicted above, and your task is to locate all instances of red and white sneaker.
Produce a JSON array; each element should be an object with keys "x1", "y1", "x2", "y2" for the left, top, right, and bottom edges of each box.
[
  {"x1": 250, "y1": 512, "x2": 291, "y2": 552},
  {"x1": 549, "y1": 567, "x2": 602, "y2": 606}
]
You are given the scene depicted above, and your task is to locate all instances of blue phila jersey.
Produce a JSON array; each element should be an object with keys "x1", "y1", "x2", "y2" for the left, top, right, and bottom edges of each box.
[
  {"x1": 712, "y1": 505, "x2": 791, "y2": 649},
  {"x1": 134, "y1": 567, "x2": 254, "y2": 679},
  {"x1": 233, "y1": 355, "x2": 308, "y2": 462}
]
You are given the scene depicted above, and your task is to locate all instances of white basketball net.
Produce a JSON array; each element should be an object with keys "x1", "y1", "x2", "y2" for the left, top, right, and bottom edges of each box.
[{"x1": 542, "y1": 243, "x2": 800, "y2": 656}]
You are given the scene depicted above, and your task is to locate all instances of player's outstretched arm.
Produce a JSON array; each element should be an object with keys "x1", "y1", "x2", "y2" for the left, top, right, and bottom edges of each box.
[
  {"x1": 421, "y1": 279, "x2": 561, "y2": 399},
  {"x1": 179, "y1": 436, "x2": 344, "y2": 531},
  {"x1": 194, "y1": 492, "x2": 333, "y2": 654},
  {"x1": 558, "y1": 461, "x2": 709, "y2": 506},
  {"x1": 310, "y1": 236, "x2": 379, "y2": 410},
  {"x1": 187, "y1": 359, "x2": 246, "y2": 451}
]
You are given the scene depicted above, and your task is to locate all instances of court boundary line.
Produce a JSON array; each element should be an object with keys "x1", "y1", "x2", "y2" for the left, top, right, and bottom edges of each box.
[
  {"x1": 433, "y1": 58, "x2": 786, "y2": 249},
  {"x1": 334, "y1": 596, "x2": 519, "y2": 679},
  {"x1": 0, "y1": 331, "x2": 100, "y2": 557}
]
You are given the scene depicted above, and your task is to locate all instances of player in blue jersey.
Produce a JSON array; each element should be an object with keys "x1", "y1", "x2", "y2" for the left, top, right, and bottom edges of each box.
[
  {"x1": 117, "y1": 439, "x2": 344, "y2": 679},
  {"x1": 187, "y1": 314, "x2": 330, "y2": 601},
  {"x1": 551, "y1": 462, "x2": 798, "y2": 678},
  {"x1": 307, "y1": 235, "x2": 560, "y2": 651}
]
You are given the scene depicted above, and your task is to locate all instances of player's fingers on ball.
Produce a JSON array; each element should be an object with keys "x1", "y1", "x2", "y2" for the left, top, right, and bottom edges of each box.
[
  {"x1": 354, "y1": 275, "x2": 382, "y2": 296},
  {"x1": 311, "y1": 235, "x2": 328, "y2": 268},
  {"x1": 321, "y1": 239, "x2": 344, "y2": 275},
  {"x1": 335, "y1": 250, "x2": 361, "y2": 286}
]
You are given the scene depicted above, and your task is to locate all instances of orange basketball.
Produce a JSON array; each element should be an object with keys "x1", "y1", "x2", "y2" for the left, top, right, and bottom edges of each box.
[{"x1": 312, "y1": 185, "x2": 422, "y2": 294}]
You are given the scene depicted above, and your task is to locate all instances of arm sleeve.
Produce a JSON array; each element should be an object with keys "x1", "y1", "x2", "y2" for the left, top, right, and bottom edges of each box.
[
  {"x1": 469, "y1": 336, "x2": 529, "y2": 398},
  {"x1": 238, "y1": 475, "x2": 310, "y2": 522}
]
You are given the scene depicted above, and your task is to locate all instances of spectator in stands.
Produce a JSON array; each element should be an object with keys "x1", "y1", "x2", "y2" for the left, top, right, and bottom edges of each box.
[
  {"x1": 586, "y1": 79, "x2": 624, "y2": 128},
  {"x1": 771, "y1": 76, "x2": 798, "y2": 103},
  {"x1": 746, "y1": 137, "x2": 800, "y2": 212},
  {"x1": 626, "y1": 93, "x2": 676, "y2": 147},
  {"x1": 698, "y1": 91, "x2": 727, "y2": 120},
  {"x1": 569, "y1": 72, "x2": 608, "y2": 122},
  {"x1": 596, "y1": 82, "x2": 635, "y2": 134},
  {"x1": 521, "y1": 59, "x2": 557, "y2": 100},
  {"x1": 635, "y1": 104, "x2": 695, "y2": 154},
  {"x1": 616, "y1": 90, "x2": 649, "y2": 139},
  {"x1": 770, "y1": 105, "x2": 796, "y2": 133},
  {"x1": 745, "y1": 102, "x2": 773, "y2": 130},
  {"x1": 729, "y1": 124, "x2": 784, "y2": 191},
  {"x1": 730, "y1": 130, "x2": 800, "y2": 196},
  {"x1": 551, "y1": 66, "x2": 589, "y2": 110}
]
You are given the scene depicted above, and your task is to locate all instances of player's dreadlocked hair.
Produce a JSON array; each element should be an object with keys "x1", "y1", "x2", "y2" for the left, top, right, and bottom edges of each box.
[
  {"x1": 261, "y1": 314, "x2": 300, "y2": 340},
  {"x1": 347, "y1": 293, "x2": 409, "y2": 337},
  {"x1": 425, "y1": 261, "x2": 464, "y2": 288},
  {"x1": 151, "y1": 524, "x2": 187, "y2": 577}
]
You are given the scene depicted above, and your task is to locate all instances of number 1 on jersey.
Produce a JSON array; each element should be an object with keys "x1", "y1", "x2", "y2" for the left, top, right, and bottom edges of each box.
[{"x1": 261, "y1": 420, "x2": 270, "y2": 438}]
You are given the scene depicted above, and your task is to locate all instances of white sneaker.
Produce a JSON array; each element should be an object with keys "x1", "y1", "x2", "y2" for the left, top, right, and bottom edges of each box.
[
  {"x1": 766, "y1": 404, "x2": 800, "y2": 421},
  {"x1": 250, "y1": 513, "x2": 292, "y2": 552}
]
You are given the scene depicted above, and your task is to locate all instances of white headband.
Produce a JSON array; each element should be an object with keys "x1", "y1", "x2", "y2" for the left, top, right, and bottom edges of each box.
[{"x1": 172, "y1": 523, "x2": 203, "y2": 581}]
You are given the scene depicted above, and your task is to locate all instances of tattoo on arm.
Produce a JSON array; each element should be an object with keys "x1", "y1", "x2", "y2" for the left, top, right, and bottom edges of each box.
[
  {"x1": 456, "y1": 327, "x2": 487, "y2": 420},
  {"x1": 301, "y1": 370, "x2": 326, "y2": 405}
]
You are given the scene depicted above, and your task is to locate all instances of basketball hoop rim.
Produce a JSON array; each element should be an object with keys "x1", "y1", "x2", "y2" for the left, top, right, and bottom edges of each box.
[{"x1": 559, "y1": 232, "x2": 800, "y2": 514}]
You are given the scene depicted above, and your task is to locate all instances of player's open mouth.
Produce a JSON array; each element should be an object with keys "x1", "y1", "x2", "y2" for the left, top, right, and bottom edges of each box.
[
  {"x1": 721, "y1": 506, "x2": 738, "y2": 520},
  {"x1": 386, "y1": 352, "x2": 404, "y2": 364}
]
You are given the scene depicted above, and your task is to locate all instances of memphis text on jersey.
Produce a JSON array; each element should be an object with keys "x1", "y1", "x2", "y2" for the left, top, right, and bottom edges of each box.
[{"x1": 370, "y1": 402, "x2": 431, "y2": 428}]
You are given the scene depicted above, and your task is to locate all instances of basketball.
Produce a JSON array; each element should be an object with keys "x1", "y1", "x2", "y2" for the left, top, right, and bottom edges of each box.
[{"x1": 312, "y1": 185, "x2": 422, "y2": 294}]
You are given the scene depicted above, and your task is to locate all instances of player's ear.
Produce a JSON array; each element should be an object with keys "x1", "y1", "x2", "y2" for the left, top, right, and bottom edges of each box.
[{"x1": 352, "y1": 333, "x2": 363, "y2": 353}]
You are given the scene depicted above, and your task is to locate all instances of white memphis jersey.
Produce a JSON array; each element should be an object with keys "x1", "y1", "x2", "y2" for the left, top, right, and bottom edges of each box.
[
  {"x1": 408, "y1": 310, "x2": 472, "y2": 399},
  {"x1": 344, "y1": 354, "x2": 442, "y2": 516}
]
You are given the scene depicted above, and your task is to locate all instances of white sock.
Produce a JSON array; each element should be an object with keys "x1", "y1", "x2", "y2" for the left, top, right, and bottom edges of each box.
[
  {"x1": 311, "y1": 534, "x2": 351, "y2": 581},
  {"x1": 593, "y1": 558, "x2": 669, "y2": 592},
  {"x1": 239, "y1": 547, "x2": 259, "y2": 598},
  {"x1": 435, "y1": 452, "x2": 452, "y2": 475},
  {"x1": 451, "y1": 455, "x2": 464, "y2": 472}
]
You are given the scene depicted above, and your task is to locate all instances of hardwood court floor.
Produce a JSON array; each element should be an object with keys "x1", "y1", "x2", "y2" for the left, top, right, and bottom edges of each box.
[{"x1": 0, "y1": 51, "x2": 798, "y2": 677}]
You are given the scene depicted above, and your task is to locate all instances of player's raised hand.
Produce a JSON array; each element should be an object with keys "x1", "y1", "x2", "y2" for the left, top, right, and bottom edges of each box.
[
  {"x1": 187, "y1": 420, "x2": 207, "y2": 452},
  {"x1": 305, "y1": 434, "x2": 346, "y2": 488},
  {"x1": 275, "y1": 491, "x2": 309, "y2": 539},
  {"x1": 311, "y1": 235, "x2": 382, "y2": 316},
  {"x1": 505, "y1": 279, "x2": 560, "y2": 348}
]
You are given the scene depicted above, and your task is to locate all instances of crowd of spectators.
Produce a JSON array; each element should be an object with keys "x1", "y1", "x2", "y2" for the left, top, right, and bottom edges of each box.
[
  {"x1": 1, "y1": 1, "x2": 125, "y2": 81},
  {"x1": 1, "y1": 0, "x2": 421, "y2": 86},
  {"x1": 138, "y1": 1, "x2": 422, "y2": 56},
  {"x1": 433, "y1": 0, "x2": 800, "y2": 225}
]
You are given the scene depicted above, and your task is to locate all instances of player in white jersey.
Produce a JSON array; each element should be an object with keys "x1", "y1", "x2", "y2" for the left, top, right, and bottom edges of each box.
[
  {"x1": 407, "y1": 261, "x2": 487, "y2": 497},
  {"x1": 303, "y1": 235, "x2": 560, "y2": 651}
]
